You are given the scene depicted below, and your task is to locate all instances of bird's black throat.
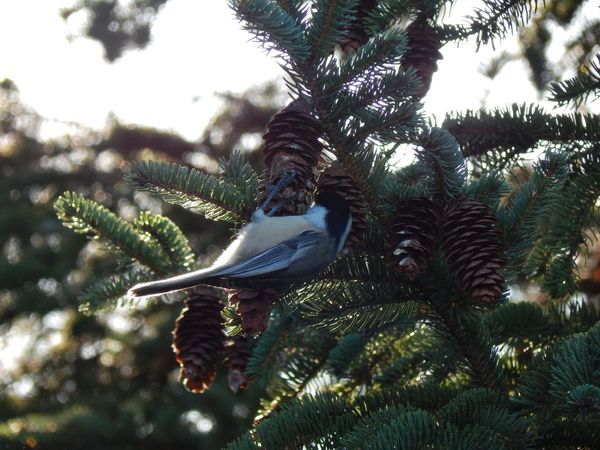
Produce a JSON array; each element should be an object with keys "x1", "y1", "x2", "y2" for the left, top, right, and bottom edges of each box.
[{"x1": 314, "y1": 191, "x2": 352, "y2": 243}]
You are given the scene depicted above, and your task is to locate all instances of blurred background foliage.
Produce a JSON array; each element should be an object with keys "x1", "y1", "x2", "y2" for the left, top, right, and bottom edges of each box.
[
  {"x1": 1, "y1": 0, "x2": 599, "y2": 448},
  {"x1": 0, "y1": 73, "x2": 283, "y2": 448}
]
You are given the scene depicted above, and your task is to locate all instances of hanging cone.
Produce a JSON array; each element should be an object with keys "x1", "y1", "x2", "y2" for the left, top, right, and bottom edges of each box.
[
  {"x1": 317, "y1": 162, "x2": 367, "y2": 252},
  {"x1": 172, "y1": 287, "x2": 225, "y2": 393},
  {"x1": 224, "y1": 334, "x2": 255, "y2": 393},
  {"x1": 229, "y1": 288, "x2": 280, "y2": 335},
  {"x1": 340, "y1": 0, "x2": 379, "y2": 54},
  {"x1": 441, "y1": 196, "x2": 506, "y2": 304},
  {"x1": 259, "y1": 99, "x2": 323, "y2": 216},
  {"x1": 386, "y1": 197, "x2": 441, "y2": 279},
  {"x1": 403, "y1": 20, "x2": 443, "y2": 97}
]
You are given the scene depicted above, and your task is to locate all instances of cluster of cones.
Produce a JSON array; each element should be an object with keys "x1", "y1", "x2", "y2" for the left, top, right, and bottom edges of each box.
[
  {"x1": 172, "y1": 287, "x2": 255, "y2": 394},
  {"x1": 386, "y1": 196, "x2": 506, "y2": 305}
]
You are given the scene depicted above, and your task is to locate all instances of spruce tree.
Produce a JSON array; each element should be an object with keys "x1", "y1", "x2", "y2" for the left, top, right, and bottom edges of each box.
[{"x1": 55, "y1": 1, "x2": 600, "y2": 448}]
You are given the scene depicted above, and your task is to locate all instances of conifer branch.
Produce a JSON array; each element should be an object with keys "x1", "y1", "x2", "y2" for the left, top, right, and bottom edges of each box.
[
  {"x1": 513, "y1": 323, "x2": 600, "y2": 446},
  {"x1": 350, "y1": 100, "x2": 422, "y2": 144},
  {"x1": 416, "y1": 127, "x2": 466, "y2": 198},
  {"x1": 308, "y1": 0, "x2": 358, "y2": 58},
  {"x1": 424, "y1": 281, "x2": 503, "y2": 389},
  {"x1": 323, "y1": 333, "x2": 365, "y2": 376},
  {"x1": 275, "y1": 0, "x2": 308, "y2": 25},
  {"x1": 537, "y1": 166, "x2": 600, "y2": 298},
  {"x1": 78, "y1": 267, "x2": 154, "y2": 315},
  {"x1": 54, "y1": 192, "x2": 171, "y2": 273},
  {"x1": 463, "y1": 171, "x2": 509, "y2": 211},
  {"x1": 125, "y1": 160, "x2": 254, "y2": 223},
  {"x1": 338, "y1": 66, "x2": 422, "y2": 112},
  {"x1": 363, "y1": 0, "x2": 413, "y2": 34},
  {"x1": 249, "y1": 393, "x2": 352, "y2": 450},
  {"x1": 219, "y1": 152, "x2": 260, "y2": 201},
  {"x1": 443, "y1": 104, "x2": 600, "y2": 159},
  {"x1": 133, "y1": 211, "x2": 195, "y2": 272},
  {"x1": 467, "y1": 0, "x2": 540, "y2": 49},
  {"x1": 336, "y1": 28, "x2": 408, "y2": 87},
  {"x1": 229, "y1": 0, "x2": 311, "y2": 63},
  {"x1": 549, "y1": 54, "x2": 600, "y2": 107},
  {"x1": 290, "y1": 279, "x2": 418, "y2": 333},
  {"x1": 245, "y1": 316, "x2": 336, "y2": 417},
  {"x1": 500, "y1": 152, "x2": 569, "y2": 278}
]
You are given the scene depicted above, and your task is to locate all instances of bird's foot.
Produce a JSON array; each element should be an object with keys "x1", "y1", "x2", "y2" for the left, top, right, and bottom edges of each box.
[{"x1": 259, "y1": 169, "x2": 297, "y2": 212}]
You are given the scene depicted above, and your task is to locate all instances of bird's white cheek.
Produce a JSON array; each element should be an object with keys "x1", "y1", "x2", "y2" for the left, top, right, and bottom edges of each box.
[{"x1": 306, "y1": 206, "x2": 328, "y2": 230}]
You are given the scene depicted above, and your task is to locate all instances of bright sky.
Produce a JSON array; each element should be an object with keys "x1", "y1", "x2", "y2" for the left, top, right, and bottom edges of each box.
[{"x1": 0, "y1": 0, "x2": 556, "y2": 143}]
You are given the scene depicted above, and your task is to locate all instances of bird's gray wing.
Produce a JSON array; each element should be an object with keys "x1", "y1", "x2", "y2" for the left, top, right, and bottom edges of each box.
[
  {"x1": 216, "y1": 230, "x2": 328, "y2": 278},
  {"x1": 128, "y1": 230, "x2": 331, "y2": 297}
]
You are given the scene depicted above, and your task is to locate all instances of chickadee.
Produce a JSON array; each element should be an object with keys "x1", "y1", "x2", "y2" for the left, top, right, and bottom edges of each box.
[{"x1": 128, "y1": 172, "x2": 352, "y2": 298}]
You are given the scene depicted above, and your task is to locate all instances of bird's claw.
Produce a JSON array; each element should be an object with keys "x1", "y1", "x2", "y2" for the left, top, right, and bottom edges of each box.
[{"x1": 259, "y1": 170, "x2": 297, "y2": 212}]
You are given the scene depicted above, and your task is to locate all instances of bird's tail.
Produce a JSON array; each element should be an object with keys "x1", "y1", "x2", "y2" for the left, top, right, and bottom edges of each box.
[{"x1": 128, "y1": 267, "x2": 224, "y2": 298}]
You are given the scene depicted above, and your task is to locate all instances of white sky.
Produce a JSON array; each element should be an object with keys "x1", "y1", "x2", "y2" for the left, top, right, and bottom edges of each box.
[{"x1": 0, "y1": 0, "x2": 556, "y2": 142}]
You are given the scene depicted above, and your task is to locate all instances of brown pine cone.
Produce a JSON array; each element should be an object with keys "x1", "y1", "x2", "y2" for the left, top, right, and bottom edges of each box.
[
  {"x1": 441, "y1": 196, "x2": 506, "y2": 304},
  {"x1": 229, "y1": 288, "x2": 280, "y2": 335},
  {"x1": 387, "y1": 197, "x2": 441, "y2": 279},
  {"x1": 224, "y1": 335, "x2": 255, "y2": 393},
  {"x1": 403, "y1": 20, "x2": 443, "y2": 97},
  {"x1": 340, "y1": 0, "x2": 379, "y2": 54},
  {"x1": 172, "y1": 287, "x2": 225, "y2": 393},
  {"x1": 259, "y1": 99, "x2": 323, "y2": 215},
  {"x1": 318, "y1": 162, "x2": 367, "y2": 252}
]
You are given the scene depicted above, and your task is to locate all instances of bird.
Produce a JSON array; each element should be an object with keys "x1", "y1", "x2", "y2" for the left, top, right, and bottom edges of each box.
[{"x1": 128, "y1": 171, "x2": 352, "y2": 298}]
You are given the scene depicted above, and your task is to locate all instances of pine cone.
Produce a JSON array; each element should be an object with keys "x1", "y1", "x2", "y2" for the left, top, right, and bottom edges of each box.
[
  {"x1": 318, "y1": 162, "x2": 367, "y2": 252},
  {"x1": 172, "y1": 287, "x2": 225, "y2": 393},
  {"x1": 403, "y1": 21, "x2": 443, "y2": 97},
  {"x1": 387, "y1": 197, "x2": 440, "y2": 279},
  {"x1": 441, "y1": 196, "x2": 506, "y2": 304},
  {"x1": 340, "y1": 0, "x2": 379, "y2": 54},
  {"x1": 259, "y1": 99, "x2": 323, "y2": 216},
  {"x1": 229, "y1": 288, "x2": 280, "y2": 335},
  {"x1": 224, "y1": 335, "x2": 255, "y2": 393}
]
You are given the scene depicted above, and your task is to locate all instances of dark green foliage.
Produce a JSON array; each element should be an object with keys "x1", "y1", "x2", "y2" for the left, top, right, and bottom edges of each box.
[
  {"x1": 125, "y1": 158, "x2": 258, "y2": 223},
  {"x1": 133, "y1": 211, "x2": 195, "y2": 271},
  {"x1": 462, "y1": 171, "x2": 509, "y2": 211},
  {"x1": 443, "y1": 104, "x2": 600, "y2": 161},
  {"x1": 500, "y1": 151, "x2": 569, "y2": 279},
  {"x1": 514, "y1": 322, "x2": 600, "y2": 447},
  {"x1": 291, "y1": 278, "x2": 418, "y2": 333},
  {"x1": 323, "y1": 333, "x2": 366, "y2": 376},
  {"x1": 78, "y1": 266, "x2": 154, "y2": 314},
  {"x1": 467, "y1": 0, "x2": 541, "y2": 49},
  {"x1": 416, "y1": 127, "x2": 466, "y2": 198},
  {"x1": 54, "y1": 191, "x2": 172, "y2": 274},
  {"x1": 227, "y1": 384, "x2": 537, "y2": 449},
  {"x1": 229, "y1": 0, "x2": 311, "y2": 63},
  {"x1": 308, "y1": 0, "x2": 359, "y2": 57}
]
